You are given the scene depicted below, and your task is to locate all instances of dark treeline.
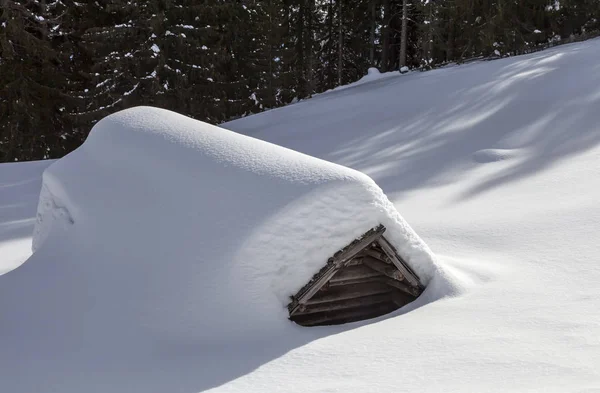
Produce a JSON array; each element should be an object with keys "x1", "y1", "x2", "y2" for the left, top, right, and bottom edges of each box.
[{"x1": 1, "y1": 0, "x2": 599, "y2": 162}]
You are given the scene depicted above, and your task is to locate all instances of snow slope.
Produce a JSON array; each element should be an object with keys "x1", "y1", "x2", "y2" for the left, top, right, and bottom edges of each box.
[
  {"x1": 0, "y1": 106, "x2": 450, "y2": 392},
  {"x1": 0, "y1": 160, "x2": 51, "y2": 275},
  {"x1": 2, "y1": 38, "x2": 600, "y2": 392}
]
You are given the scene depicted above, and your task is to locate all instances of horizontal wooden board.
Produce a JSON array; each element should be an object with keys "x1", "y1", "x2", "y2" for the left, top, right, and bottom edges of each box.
[
  {"x1": 292, "y1": 292, "x2": 394, "y2": 315},
  {"x1": 380, "y1": 277, "x2": 422, "y2": 297},
  {"x1": 292, "y1": 302, "x2": 399, "y2": 326},
  {"x1": 307, "y1": 282, "x2": 393, "y2": 305},
  {"x1": 329, "y1": 264, "x2": 383, "y2": 283},
  {"x1": 362, "y1": 256, "x2": 404, "y2": 281}
]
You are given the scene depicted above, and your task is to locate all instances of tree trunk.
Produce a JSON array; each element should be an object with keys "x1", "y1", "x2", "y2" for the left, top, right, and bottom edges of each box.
[
  {"x1": 307, "y1": 0, "x2": 314, "y2": 94},
  {"x1": 399, "y1": 0, "x2": 408, "y2": 68},
  {"x1": 381, "y1": 0, "x2": 390, "y2": 71},
  {"x1": 325, "y1": 0, "x2": 334, "y2": 88},
  {"x1": 424, "y1": 1, "x2": 433, "y2": 67},
  {"x1": 369, "y1": 0, "x2": 376, "y2": 66},
  {"x1": 297, "y1": 0, "x2": 305, "y2": 96},
  {"x1": 337, "y1": 0, "x2": 343, "y2": 86}
]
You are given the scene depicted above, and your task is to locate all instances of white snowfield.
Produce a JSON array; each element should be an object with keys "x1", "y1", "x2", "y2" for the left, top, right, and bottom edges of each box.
[
  {"x1": 1, "y1": 37, "x2": 600, "y2": 392},
  {"x1": 0, "y1": 107, "x2": 449, "y2": 392}
]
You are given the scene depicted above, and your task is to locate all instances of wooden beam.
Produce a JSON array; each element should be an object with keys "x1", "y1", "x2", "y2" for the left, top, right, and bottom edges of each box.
[
  {"x1": 380, "y1": 277, "x2": 421, "y2": 297},
  {"x1": 359, "y1": 248, "x2": 390, "y2": 263},
  {"x1": 329, "y1": 276, "x2": 384, "y2": 287},
  {"x1": 289, "y1": 225, "x2": 387, "y2": 316},
  {"x1": 292, "y1": 293, "x2": 393, "y2": 315},
  {"x1": 377, "y1": 236, "x2": 423, "y2": 289},
  {"x1": 344, "y1": 258, "x2": 364, "y2": 267},
  {"x1": 390, "y1": 290, "x2": 417, "y2": 308},
  {"x1": 328, "y1": 225, "x2": 386, "y2": 268},
  {"x1": 362, "y1": 256, "x2": 404, "y2": 281},
  {"x1": 329, "y1": 264, "x2": 382, "y2": 283},
  {"x1": 293, "y1": 302, "x2": 399, "y2": 326},
  {"x1": 289, "y1": 264, "x2": 340, "y2": 316},
  {"x1": 307, "y1": 282, "x2": 392, "y2": 305}
]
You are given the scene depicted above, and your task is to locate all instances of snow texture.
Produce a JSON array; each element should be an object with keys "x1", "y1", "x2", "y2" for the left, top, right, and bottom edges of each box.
[
  {"x1": 0, "y1": 107, "x2": 443, "y2": 392},
  {"x1": 2, "y1": 38, "x2": 600, "y2": 392},
  {"x1": 321, "y1": 67, "x2": 400, "y2": 95}
]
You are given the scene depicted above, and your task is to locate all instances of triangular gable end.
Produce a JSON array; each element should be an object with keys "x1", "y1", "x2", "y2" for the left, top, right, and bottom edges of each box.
[{"x1": 288, "y1": 225, "x2": 425, "y2": 326}]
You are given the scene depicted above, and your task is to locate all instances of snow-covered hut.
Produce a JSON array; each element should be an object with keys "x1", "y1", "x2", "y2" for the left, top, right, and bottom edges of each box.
[{"x1": 12, "y1": 107, "x2": 436, "y2": 339}]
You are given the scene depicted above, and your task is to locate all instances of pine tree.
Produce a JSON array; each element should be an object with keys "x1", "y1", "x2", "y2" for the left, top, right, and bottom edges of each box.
[{"x1": 0, "y1": 0, "x2": 78, "y2": 161}]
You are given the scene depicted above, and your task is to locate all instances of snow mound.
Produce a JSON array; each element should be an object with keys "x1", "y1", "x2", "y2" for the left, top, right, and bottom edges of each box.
[
  {"x1": 355, "y1": 67, "x2": 397, "y2": 85},
  {"x1": 472, "y1": 148, "x2": 518, "y2": 163},
  {"x1": 366, "y1": 67, "x2": 381, "y2": 77},
  {"x1": 6, "y1": 107, "x2": 445, "y2": 345}
]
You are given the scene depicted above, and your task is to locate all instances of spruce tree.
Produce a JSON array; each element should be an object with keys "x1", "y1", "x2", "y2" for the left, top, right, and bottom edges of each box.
[{"x1": 0, "y1": 0, "x2": 77, "y2": 161}]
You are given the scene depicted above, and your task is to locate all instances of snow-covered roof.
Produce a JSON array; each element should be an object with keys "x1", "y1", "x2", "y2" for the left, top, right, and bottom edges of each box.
[{"x1": 26, "y1": 106, "x2": 437, "y2": 338}]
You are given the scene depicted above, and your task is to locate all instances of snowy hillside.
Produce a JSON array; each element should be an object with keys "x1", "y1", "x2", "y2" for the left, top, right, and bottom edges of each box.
[{"x1": 3, "y1": 38, "x2": 600, "y2": 392}]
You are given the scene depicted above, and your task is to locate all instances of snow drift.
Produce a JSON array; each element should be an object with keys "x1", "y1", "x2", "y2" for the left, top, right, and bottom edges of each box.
[
  {"x1": 3, "y1": 39, "x2": 600, "y2": 393},
  {"x1": 5, "y1": 107, "x2": 442, "y2": 347}
]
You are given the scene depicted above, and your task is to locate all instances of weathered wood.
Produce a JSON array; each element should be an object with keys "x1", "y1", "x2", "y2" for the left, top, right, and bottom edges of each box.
[
  {"x1": 330, "y1": 264, "x2": 382, "y2": 283},
  {"x1": 328, "y1": 225, "x2": 386, "y2": 268},
  {"x1": 378, "y1": 236, "x2": 422, "y2": 289},
  {"x1": 289, "y1": 264, "x2": 341, "y2": 316},
  {"x1": 344, "y1": 258, "x2": 364, "y2": 267},
  {"x1": 292, "y1": 293, "x2": 394, "y2": 315},
  {"x1": 289, "y1": 225, "x2": 387, "y2": 316},
  {"x1": 294, "y1": 302, "x2": 399, "y2": 326},
  {"x1": 362, "y1": 256, "x2": 404, "y2": 281},
  {"x1": 359, "y1": 248, "x2": 390, "y2": 263},
  {"x1": 390, "y1": 290, "x2": 416, "y2": 308},
  {"x1": 307, "y1": 282, "x2": 392, "y2": 305},
  {"x1": 288, "y1": 225, "x2": 426, "y2": 325},
  {"x1": 380, "y1": 277, "x2": 422, "y2": 297},
  {"x1": 329, "y1": 276, "x2": 384, "y2": 287}
]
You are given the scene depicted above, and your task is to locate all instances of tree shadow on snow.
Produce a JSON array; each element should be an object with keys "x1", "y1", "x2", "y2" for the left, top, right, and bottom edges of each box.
[
  {"x1": 328, "y1": 40, "x2": 600, "y2": 203},
  {"x1": 234, "y1": 39, "x2": 600, "y2": 205}
]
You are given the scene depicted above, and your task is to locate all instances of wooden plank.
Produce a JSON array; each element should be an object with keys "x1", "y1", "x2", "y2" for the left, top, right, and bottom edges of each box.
[
  {"x1": 292, "y1": 293, "x2": 394, "y2": 315},
  {"x1": 362, "y1": 256, "x2": 404, "y2": 281},
  {"x1": 328, "y1": 225, "x2": 386, "y2": 268},
  {"x1": 289, "y1": 264, "x2": 340, "y2": 316},
  {"x1": 380, "y1": 277, "x2": 421, "y2": 297},
  {"x1": 377, "y1": 236, "x2": 423, "y2": 289},
  {"x1": 293, "y1": 302, "x2": 399, "y2": 326},
  {"x1": 329, "y1": 276, "x2": 384, "y2": 287},
  {"x1": 329, "y1": 264, "x2": 382, "y2": 283},
  {"x1": 307, "y1": 282, "x2": 392, "y2": 305},
  {"x1": 390, "y1": 290, "x2": 417, "y2": 308},
  {"x1": 359, "y1": 248, "x2": 390, "y2": 263},
  {"x1": 289, "y1": 225, "x2": 387, "y2": 316},
  {"x1": 344, "y1": 258, "x2": 364, "y2": 267}
]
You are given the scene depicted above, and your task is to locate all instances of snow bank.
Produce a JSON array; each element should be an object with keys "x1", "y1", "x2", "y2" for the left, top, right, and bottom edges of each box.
[
  {"x1": 319, "y1": 67, "x2": 401, "y2": 96},
  {"x1": 12, "y1": 106, "x2": 439, "y2": 342}
]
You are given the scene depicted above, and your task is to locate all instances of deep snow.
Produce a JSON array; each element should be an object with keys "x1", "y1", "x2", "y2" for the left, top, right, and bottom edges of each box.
[
  {"x1": 2, "y1": 38, "x2": 600, "y2": 392},
  {"x1": 25, "y1": 106, "x2": 441, "y2": 341}
]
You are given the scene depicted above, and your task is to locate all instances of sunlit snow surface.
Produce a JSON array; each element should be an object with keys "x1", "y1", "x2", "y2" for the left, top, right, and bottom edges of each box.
[{"x1": 2, "y1": 38, "x2": 600, "y2": 392}]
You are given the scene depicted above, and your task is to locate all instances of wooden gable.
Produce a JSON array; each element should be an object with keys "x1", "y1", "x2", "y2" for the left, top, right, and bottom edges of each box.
[{"x1": 288, "y1": 225, "x2": 425, "y2": 326}]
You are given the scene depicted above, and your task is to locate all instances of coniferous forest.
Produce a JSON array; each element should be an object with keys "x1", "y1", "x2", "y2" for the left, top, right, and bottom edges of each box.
[{"x1": 1, "y1": 0, "x2": 599, "y2": 162}]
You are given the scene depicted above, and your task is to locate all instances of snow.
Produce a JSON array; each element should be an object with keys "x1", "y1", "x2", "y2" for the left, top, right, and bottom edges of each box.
[
  {"x1": 321, "y1": 67, "x2": 401, "y2": 95},
  {"x1": 472, "y1": 148, "x2": 518, "y2": 163},
  {"x1": 0, "y1": 107, "x2": 444, "y2": 392},
  {"x1": 0, "y1": 161, "x2": 50, "y2": 275},
  {"x1": 3, "y1": 38, "x2": 600, "y2": 392}
]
